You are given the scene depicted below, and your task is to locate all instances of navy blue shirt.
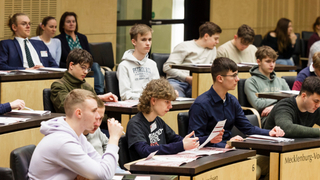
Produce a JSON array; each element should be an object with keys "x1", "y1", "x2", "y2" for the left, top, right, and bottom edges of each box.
[
  {"x1": 0, "y1": 103, "x2": 11, "y2": 114},
  {"x1": 188, "y1": 87, "x2": 270, "y2": 147}
]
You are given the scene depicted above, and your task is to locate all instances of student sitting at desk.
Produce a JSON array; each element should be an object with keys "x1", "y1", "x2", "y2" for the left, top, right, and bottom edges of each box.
[
  {"x1": 31, "y1": 16, "x2": 61, "y2": 66},
  {"x1": 264, "y1": 76, "x2": 320, "y2": 138},
  {"x1": 28, "y1": 89, "x2": 124, "y2": 180},
  {"x1": 127, "y1": 78, "x2": 224, "y2": 161},
  {"x1": 188, "y1": 57, "x2": 285, "y2": 148},
  {"x1": 245, "y1": 46, "x2": 290, "y2": 126},
  {"x1": 0, "y1": 13, "x2": 58, "y2": 70},
  {"x1": 116, "y1": 24, "x2": 159, "y2": 100},
  {"x1": 163, "y1": 22, "x2": 222, "y2": 97},
  {"x1": 55, "y1": 11, "x2": 105, "y2": 95},
  {"x1": 293, "y1": 52, "x2": 320, "y2": 91},
  {"x1": 0, "y1": 99, "x2": 25, "y2": 114},
  {"x1": 50, "y1": 48, "x2": 118, "y2": 113},
  {"x1": 83, "y1": 98, "x2": 127, "y2": 174},
  {"x1": 217, "y1": 24, "x2": 257, "y2": 63}
]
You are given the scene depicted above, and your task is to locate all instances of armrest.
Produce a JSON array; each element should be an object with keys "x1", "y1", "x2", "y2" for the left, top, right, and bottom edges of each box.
[{"x1": 241, "y1": 106, "x2": 262, "y2": 128}]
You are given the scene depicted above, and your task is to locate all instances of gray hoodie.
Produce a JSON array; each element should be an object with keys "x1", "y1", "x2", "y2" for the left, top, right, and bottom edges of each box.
[
  {"x1": 28, "y1": 117, "x2": 119, "y2": 180},
  {"x1": 117, "y1": 49, "x2": 160, "y2": 100},
  {"x1": 244, "y1": 66, "x2": 290, "y2": 112}
]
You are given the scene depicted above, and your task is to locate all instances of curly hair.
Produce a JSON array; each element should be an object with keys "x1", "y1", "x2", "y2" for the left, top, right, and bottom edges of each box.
[{"x1": 138, "y1": 78, "x2": 176, "y2": 114}]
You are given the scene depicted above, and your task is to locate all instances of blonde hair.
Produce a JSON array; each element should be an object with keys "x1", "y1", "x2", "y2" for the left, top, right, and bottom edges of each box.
[
  {"x1": 7, "y1": 13, "x2": 28, "y2": 36},
  {"x1": 138, "y1": 79, "x2": 176, "y2": 114},
  {"x1": 313, "y1": 52, "x2": 320, "y2": 69},
  {"x1": 130, "y1": 24, "x2": 153, "y2": 40},
  {"x1": 64, "y1": 89, "x2": 99, "y2": 116}
]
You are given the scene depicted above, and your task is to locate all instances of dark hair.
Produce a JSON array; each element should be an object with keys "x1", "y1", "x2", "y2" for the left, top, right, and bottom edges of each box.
[
  {"x1": 130, "y1": 24, "x2": 153, "y2": 40},
  {"x1": 66, "y1": 49, "x2": 93, "y2": 70},
  {"x1": 313, "y1": 16, "x2": 320, "y2": 32},
  {"x1": 300, "y1": 76, "x2": 320, "y2": 96},
  {"x1": 199, "y1": 22, "x2": 222, "y2": 38},
  {"x1": 265, "y1": 18, "x2": 291, "y2": 53},
  {"x1": 36, "y1": 16, "x2": 56, "y2": 36},
  {"x1": 255, "y1": 46, "x2": 278, "y2": 60},
  {"x1": 237, "y1": 24, "x2": 255, "y2": 45},
  {"x1": 211, "y1": 57, "x2": 238, "y2": 82},
  {"x1": 59, "y1": 12, "x2": 78, "y2": 33},
  {"x1": 7, "y1": 13, "x2": 28, "y2": 36},
  {"x1": 138, "y1": 78, "x2": 176, "y2": 114}
]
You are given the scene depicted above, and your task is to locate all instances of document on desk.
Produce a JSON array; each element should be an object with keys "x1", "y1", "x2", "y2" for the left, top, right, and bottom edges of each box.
[
  {"x1": 17, "y1": 70, "x2": 48, "y2": 73},
  {"x1": 0, "y1": 117, "x2": 30, "y2": 125},
  {"x1": 191, "y1": 63, "x2": 212, "y2": 67},
  {"x1": 197, "y1": 119, "x2": 226, "y2": 149},
  {"x1": 179, "y1": 147, "x2": 233, "y2": 156},
  {"x1": 104, "y1": 100, "x2": 139, "y2": 107},
  {"x1": 246, "y1": 135, "x2": 294, "y2": 142},
  {"x1": 38, "y1": 67, "x2": 67, "y2": 72},
  {"x1": 135, "y1": 153, "x2": 199, "y2": 167},
  {"x1": 9, "y1": 110, "x2": 51, "y2": 116},
  {"x1": 280, "y1": 90, "x2": 300, "y2": 95},
  {"x1": 175, "y1": 97, "x2": 195, "y2": 101}
]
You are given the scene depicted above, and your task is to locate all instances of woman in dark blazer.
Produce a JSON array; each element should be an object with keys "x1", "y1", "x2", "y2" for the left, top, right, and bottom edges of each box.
[{"x1": 55, "y1": 12, "x2": 105, "y2": 94}]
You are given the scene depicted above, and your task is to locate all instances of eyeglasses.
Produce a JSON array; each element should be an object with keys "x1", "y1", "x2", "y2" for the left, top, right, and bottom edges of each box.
[
  {"x1": 81, "y1": 66, "x2": 91, "y2": 73},
  {"x1": 221, "y1": 73, "x2": 239, "y2": 79},
  {"x1": 19, "y1": 22, "x2": 32, "y2": 27}
]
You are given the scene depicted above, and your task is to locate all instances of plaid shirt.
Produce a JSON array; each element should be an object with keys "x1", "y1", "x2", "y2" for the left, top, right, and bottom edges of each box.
[{"x1": 66, "y1": 34, "x2": 82, "y2": 50}]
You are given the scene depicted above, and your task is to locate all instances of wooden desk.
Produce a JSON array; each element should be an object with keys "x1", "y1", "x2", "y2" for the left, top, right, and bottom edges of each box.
[
  {"x1": 114, "y1": 174, "x2": 178, "y2": 180},
  {"x1": 125, "y1": 149, "x2": 256, "y2": 180},
  {"x1": 105, "y1": 101, "x2": 194, "y2": 133},
  {"x1": 0, "y1": 71, "x2": 94, "y2": 110},
  {"x1": 0, "y1": 113, "x2": 64, "y2": 168},
  {"x1": 171, "y1": 64, "x2": 297, "y2": 98},
  {"x1": 257, "y1": 92, "x2": 296, "y2": 100},
  {"x1": 230, "y1": 138, "x2": 320, "y2": 180}
]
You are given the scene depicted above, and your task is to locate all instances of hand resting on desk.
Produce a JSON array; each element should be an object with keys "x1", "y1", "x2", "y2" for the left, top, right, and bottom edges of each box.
[{"x1": 269, "y1": 126, "x2": 285, "y2": 137}]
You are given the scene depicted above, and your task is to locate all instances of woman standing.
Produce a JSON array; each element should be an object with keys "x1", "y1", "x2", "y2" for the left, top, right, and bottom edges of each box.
[
  {"x1": 262, "y1": 18, "x2": 297, "y2": 66},
  {"x1": 55, "y1": 12, "x2": 105, "y2": 94},
  {"x1": 31, "y1": 16, "x2": 61, "y2": 66}
]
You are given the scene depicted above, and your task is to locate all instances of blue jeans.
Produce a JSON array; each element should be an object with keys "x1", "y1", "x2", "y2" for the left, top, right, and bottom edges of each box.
[
  {"x1": 276, "y1": 58, "x2": 295, "y2": 66},
  {"x1": 91, "y1": 62, "x2": 105, "y2": 95},
  {"x1": 168, "y1": 78, "x2": 192, "y2": 97}
]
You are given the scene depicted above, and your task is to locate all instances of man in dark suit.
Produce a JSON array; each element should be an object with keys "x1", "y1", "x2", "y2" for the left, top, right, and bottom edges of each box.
[{"x1": 0, "y1": 13, "x2": 58, "y2": 70}]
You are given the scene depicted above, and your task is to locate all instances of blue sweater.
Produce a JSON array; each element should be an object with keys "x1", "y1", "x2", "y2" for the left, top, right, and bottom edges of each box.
[
  {"x1": 0, "y1": 102, "x2": 11, "y2": 114},
  {"x1": 188, "y1": 87, "x2": 270, "y2": 147}
]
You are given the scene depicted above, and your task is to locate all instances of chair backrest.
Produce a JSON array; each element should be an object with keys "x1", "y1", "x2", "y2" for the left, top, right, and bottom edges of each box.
[
  {"x1": 43, "y1": 88, "x2": 56, "y2": 113},
  {"x1": 177, "y1": 112, "x2": 189, "y2": 137},
  {"x1": 118, "y1": 135, "x2": 130, "y2": 170},
  {"x1": 104, "y1": 71, "x2": 120, "y2": 101},
  {"x1": 281, "y1": 76, "x2": 297, "y2": 90},
  {"x1": 0, "y1": 167, "x2": 14, "y2": 180},
  {"x1": 10, "y1": 144, "x2": 36, "y2": 180},
  {"x1": 300, "y1": 38, "x2": 309, "y2": 58},
  {"x1": 253, "y1": 34, "x2": 262, "y2": 47},
  {"x1": 301, "y1": 31, "x2": 313, "y2": 40},
  {"x1": 291, "y1": 33, "x2": 301, "y2": 67},
  {"x1": 231, "y1": 114, "x2": 260, "y2": 138},
  {"x1": 151, "y1": 53, "x2": 170, "y2": 77},
  {"x1": 237, "y1": 79, "x2": 251, "y2": 107},
  {"x1": 89, "y1": 42, "x2": 114, "y2": 70}
]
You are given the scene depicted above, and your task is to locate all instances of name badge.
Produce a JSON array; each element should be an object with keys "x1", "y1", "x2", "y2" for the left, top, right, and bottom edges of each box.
[
  {"x1": 40, "y1": 51, "x2": 48, "y2": 57},
  {"x1": 150, "y1": 122, "x2": 157, "y2": 132}
]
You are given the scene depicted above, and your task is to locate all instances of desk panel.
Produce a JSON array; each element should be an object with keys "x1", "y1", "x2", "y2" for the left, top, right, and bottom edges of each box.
[
  {"x1": 0, "y1": 77, "x2": 93, "y2": 110},
  {"x1": 180, "y1": 159, "x2": 256, "y2": 180},
  {"x1": 280, "y1": 148, "x2": 320, "y2": 180},
  {"x1": 0, "y1": 127, "x2": 43, "y2": 168}
]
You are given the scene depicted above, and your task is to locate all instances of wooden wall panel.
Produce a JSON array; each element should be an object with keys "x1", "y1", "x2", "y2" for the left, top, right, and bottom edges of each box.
[{"x1": 211, "y1": 0, "x2": 320, "y2": 47}]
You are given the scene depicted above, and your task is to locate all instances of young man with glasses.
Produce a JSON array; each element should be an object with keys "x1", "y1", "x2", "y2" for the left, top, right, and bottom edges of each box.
[
  {"x1": 188, "y1": 57, "x2": 285, "y2": 179},
  {"x1": 0, "y1": 13, "x2": 58, "y2": 70},
  {"x1": 245, "y1": 46, "x2": 290, "y2": 126},
  {"x1": 188, "y1": 57, "x2": 284, "y2": 148},
  {"x1": 50, "y1": 48, "x2": 118, "y2": 113}
]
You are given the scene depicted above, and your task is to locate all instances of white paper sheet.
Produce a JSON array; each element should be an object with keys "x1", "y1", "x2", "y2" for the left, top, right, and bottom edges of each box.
[{"x1": 198, "y1": 119, "x2": 226, "y2": 149}]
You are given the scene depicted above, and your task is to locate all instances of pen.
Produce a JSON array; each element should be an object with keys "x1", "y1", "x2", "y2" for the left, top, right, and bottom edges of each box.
[
  {"x1": 24, "y1": 107, "x2": 34, "y2": 111},
  {"x1": 108, "y1": 119, "x2": 125, "y2": 135}
]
